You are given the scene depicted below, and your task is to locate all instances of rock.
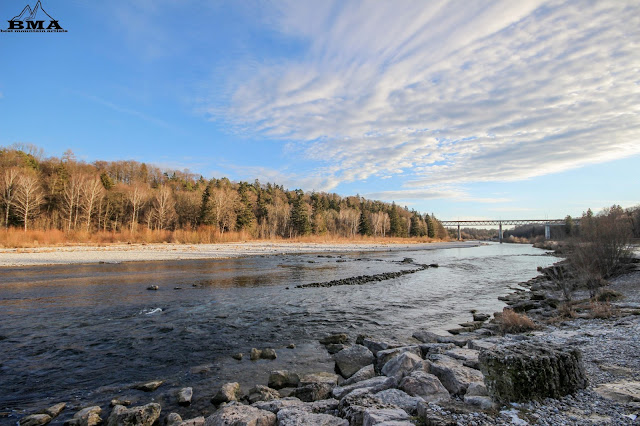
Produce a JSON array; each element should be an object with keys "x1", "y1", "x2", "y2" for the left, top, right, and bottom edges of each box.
[
  {"x1": 463, "y1": 395, "x2": 495, "y2": 410},
  {"x1": 343, "y1": 365, "x2": 376, "y2": 386},
  {"x1": 268, "y1": 370, "x2": 300, "y2": 389},
  {"x1": 111, "y1": 399, "x2": 132, "y2": 407},
  {"x1": 251, "y1": 397, "x2": 305, "y2": 414},
  {"x1": 261, "y1": 348, "x2": 277, "y2": 360},
  {"x1": 338, "y1": 389, "x2": 398, "y2": 426},
  {"x1": 292, "y1": 383, "x2": 334, "y2": 402},
  {"x1": 287, "y1": 344, "x2": 295, "y2": 349},
  {"x1": 320, "y1": 334, "x2": 349, "y2": 345},
  {"x1": 423, "y1": 355, "x2": 484, "y2": 396},
  {"x1": 164, "y1": 413, "x2": 182, "y2": 426},
  {"x1": 594, "y1": 380, "x2": 640, "y2": 404},
  {"x1": 361, "y1": 338, "x2": 402, "y2": 356},
  {"x1": 67, "y1": 406, "x2": 102, "y2": 426},
  {"x1": 472, "y1": 313, "x2": 491, "y2": 322},
  {"x1": 307, "y1": 399, "x2": 340, "y2": 414},
  {"x1": 333, "y1": 376, "x2": 396, "y2": 399},
  {"x1": 19, "y1": 414, "x2": 52, "y2": 426},
  {"x1": 204, "y1": 404, "x2": 276, "y2": 426},
  {"x1": 178, "y1": 387, "x2": 193, "y2": 405},
  {"x1": 147, "y1": 285, "x2": 159, "y2": 291},
  {"x1": 418, "y1": 343, "x2": 456, "y2": 358},
  {"x1": 443, "y1": 348, "x2": 480, "y2": 370},
  {"x1": 250, "y1": 348, "x2": 262, "y2": 360},
  {"x1": 467, "y1": 338, "x2": 500, "y2": 351},
  {"x1": 180, "y1": 417, "x2": 205, "y2": 426},
  {"x1": 398, "y1": 371, "x2": 450, "y2": 403},
  {"x1": 41, "y1": 403, "x2": 66, "y2": 418},
  {"x1": 246, "y1": 385, "x2": 281, "y2": 403},
  {"x1": 362, "y1": 408, "x2": 410, "y2": 425},
  {"x1": 276, "y1": 408, "x2": 348, "y2": 426},
  {"x1": 374, "y1": 389, "x2": 423, "y2": 415},
  {"x1": 479, "y1": 341, "x2": 588, "y2": 403},
  {"x1": 132, "y1": 380, "x2": 164, "y2": 392},
  {"x1": 299, "y1": 372, "x2": 340, "y2": 387},
  {"x1": 465, "y1": 381, "x2": 488, "y2": 397},
  {"x1": 381, "y1": 352, "x2": 422, "y2": 381},
  {"x1": 416, "y1": 402, "x2": 456, "y2": 426},
  {"x1": 232, "y1": 353, "x2": 243, "y2": 361},
  {"x1": 326, "y1": 344, "x2": 348, "y2": 354},
  {"x1": 375, "y1": 346, "x2": 421, "y2": 372},
  {"x1": 412, "y1": 331, "x2": 471, "y2": 347},
  {"x1": 211, "y1": 382, "x2": 241, "y2": 405},
  {"x1": 335, "y1": 345, "x2": 375, "y2": 378},
  {"x1": 105, "y1": 403, "x2": 161, "y2": 426}
]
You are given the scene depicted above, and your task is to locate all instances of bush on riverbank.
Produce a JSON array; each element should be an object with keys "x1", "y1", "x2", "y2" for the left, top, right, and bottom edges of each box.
[{"x1": 499, "y1": 309, "x2": 538, "y2": 334}]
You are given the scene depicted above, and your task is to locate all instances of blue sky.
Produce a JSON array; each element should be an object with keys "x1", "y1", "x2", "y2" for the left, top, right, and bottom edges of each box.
[{"x1": 1, "y1": 0, "x2": 639, "y2": 221}]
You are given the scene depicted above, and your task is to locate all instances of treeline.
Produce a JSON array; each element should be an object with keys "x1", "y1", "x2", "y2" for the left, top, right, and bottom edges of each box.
[{"x1": 0, "y1": 145, "x2": 448, "y2": 240}]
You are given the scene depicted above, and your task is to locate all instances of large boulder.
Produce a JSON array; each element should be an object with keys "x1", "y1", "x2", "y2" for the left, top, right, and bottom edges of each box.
[
  {"x1": 337, "y1": 389, "x2": 398, "y2": 426},
  {"x1": 252, "y1": 397, "x2": 305, "y2": 414},
  {"x1": 479, "y1": 341, "x2": 588, "y2": 403},
  {"x1": 66, "y1": 406, "x2": 102, "y2": 426},
  {"x1": 444, "y1": 348, "x2": 480, "y2": 370},
  {"x1": 19, "y1": 414, "x2": 51, "y2": 426},
  {"x1": 343, "y1": 365, "x2": 376, "y2": 386},
  {"x1": 268, "y1": 370, "x2": 300, "y2": 389},
  {"x1": 332, "y1": 376, "x2": 396, "y2": 399},
  {"x1": 362, "y1": 408, "x2": 410, "y2": 425},
  {"x1": 246, "y1": 385, "x2": 280, "y2": 404},
  {"x1": 204, "y1": 404, "x2": 276, "y2": 426},
  {"x1": 374, "y1": 389, "x2": 423, "y2": 415},
  {"x1": 292, "y1": 382, "x2": 334, "y2": 402},
  {"x1": 360, "y1": 338, "x2": 402, "y2": 356},
  {"x1": 335, "y1": 345, "x2": 375, "y2": 378},
  {"x1": 276, "y1": 408, "x2": 348, "y2": 426},
  {"x1": 422, "y1": 355, "x2": 484, "y2": 396},
  {"x1": 105, "y1": 403, "x2": 161, "y2": 426},
  {"x1": 381, "y1": 352, "x2": 423, "y2": 381},
  {"x1": 211, "y1": 382, "x2": 241, "y2": 405},
  {"x1": 375, "y1": 346, "x2": 421, "y2": 372},
  {"x1": 43, "y1": 403, "x2": 66, "y2": 418},
  {"x1": 398, "y1": 371, "x2": 450, "y2": 403}
]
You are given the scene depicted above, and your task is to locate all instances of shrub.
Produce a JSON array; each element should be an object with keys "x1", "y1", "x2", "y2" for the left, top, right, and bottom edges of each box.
[{"x1": 500, "y1": 309, "x2": 538, "y2": 334}]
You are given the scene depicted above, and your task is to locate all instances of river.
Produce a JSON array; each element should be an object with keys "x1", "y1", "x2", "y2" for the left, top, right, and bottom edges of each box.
[{"x1": 0, "y1": 242, "x2": 555, "y2": 423}]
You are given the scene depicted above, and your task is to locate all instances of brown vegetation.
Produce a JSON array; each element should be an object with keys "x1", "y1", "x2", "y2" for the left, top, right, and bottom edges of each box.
[{"x1": 499, "y1": 308, "x2": 538, "y2": 334}]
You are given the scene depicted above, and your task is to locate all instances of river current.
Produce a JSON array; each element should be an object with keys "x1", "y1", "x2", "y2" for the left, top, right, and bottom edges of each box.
[{"x1": 0, "y1": 243, "x2": 555, "y2": 423}]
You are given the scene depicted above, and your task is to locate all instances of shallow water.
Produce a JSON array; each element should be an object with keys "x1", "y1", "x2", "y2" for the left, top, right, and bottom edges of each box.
[{"x1": 0, "y1": 243, "x2": 555, "y2": 423}]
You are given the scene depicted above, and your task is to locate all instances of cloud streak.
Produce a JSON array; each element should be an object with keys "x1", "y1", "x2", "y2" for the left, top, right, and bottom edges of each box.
[{"x1": 208, "y1": 0, "x2": 640, "y2": 193}]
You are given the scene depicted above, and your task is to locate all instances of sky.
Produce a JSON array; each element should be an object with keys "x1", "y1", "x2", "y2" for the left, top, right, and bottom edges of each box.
[{"x1": 1, "y1": 0, "x2": 639, "y2": 221}]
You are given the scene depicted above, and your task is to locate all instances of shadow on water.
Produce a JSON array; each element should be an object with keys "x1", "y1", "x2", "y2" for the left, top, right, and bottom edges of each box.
[{"x1": 0, "y1": 243, "x2": 555, "y2": 422}]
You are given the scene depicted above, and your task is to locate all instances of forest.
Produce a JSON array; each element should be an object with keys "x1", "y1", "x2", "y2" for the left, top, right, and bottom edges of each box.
[{"x1": 0, "y1": 145, "x2": 448, "y2": 245}]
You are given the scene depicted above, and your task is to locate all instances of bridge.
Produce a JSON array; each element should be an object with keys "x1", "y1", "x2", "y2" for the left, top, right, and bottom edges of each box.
[{"x1": 439, "y1": 219, "x2": 580, "y2": 243}]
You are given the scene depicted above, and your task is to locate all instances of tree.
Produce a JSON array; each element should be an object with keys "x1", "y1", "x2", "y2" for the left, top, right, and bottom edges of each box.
[
  {"x1": 358, "y1": 208, "x2": 372, "y2": 236},
  {"x1": 290, "y1": 193, "x2": 311, "y2": 237},
  {"x1": 426, "y1": 214, "x2": 435, "y2": 238},
  {"x1": 81, "y1": 176, "x2": 105, "y2": 231},
  {"x1": 127, "y1": 184, "x2": 147, "y2": 232},
  {"x1": 1, "y1": 167, "x2": 20, "y2": 228},
  {"x1": 152, "y1": 185, "x2": 175, "y2": 230},
  {"x1": 14, "y1": 172, "x2": 44, "y2": 231}
]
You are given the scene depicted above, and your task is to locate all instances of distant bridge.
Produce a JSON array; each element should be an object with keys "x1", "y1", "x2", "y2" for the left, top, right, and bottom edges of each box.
[{"x1": 440, "y1": 219, "x2": 580, "y2": 242}]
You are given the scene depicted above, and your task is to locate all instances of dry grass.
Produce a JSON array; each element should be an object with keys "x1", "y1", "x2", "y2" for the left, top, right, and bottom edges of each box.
[
  {"x1": 0, "y1": 227, "x2": 445, "y2": 248},
  {"x1": 500, "y1": 308, "x2": 539, "y2": 334},
  {"x1": 588, "y1": 301, "x2": 617, "y2": 319}
]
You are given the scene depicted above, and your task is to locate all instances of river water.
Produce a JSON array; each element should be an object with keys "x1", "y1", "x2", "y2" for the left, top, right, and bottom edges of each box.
[{"x1": 0, "y1": 243, "x2": 555, "y2": 423}]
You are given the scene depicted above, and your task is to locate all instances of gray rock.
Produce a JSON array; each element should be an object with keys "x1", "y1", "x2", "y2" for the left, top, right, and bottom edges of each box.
[
  {"x1": 473, "y1": 313, "x2": 491, "y2": 322},
  {"x1": 320, "y1": 334, "x2": 349, "y2": 345},
  {"x1": 299, "y1": 372, "x2": 339, "y2": 387},
  {"x1": 179, "y1": 417, "x2": 205, "y2": 426},
  {"x1": 250, "y1": 348, "x2": 262, "y2": 360},
  {"x1": 268, "y1": 370, "x2": 300, "y2": 389},
  {"x1": 132, "y1": 380, "x2": 164, "y2": 392},
  {"x1": 381, "y1": 352, "x2": 422, "y2": 381},
  {"x1": 246, "y1": 385, "x2": 281, "y2": 403},
  {"x1": 479, "y1": 341, "x2": 587, "y2": 403},
  {"x1": 335, "y1": 345, "x2": 375, "y2": 378},
  {"x1": 375, "y1": 346, "x2": 421, "y2": 372},
  {"x1": 416, "y1": 401, "x2": 456, "y2": 426},
  {"x1": 467, "y1": 338, "x2": 500, "y2": 351},
  {"x1": 276, "y1": 408, "x2": 348, "y2": 426},
  {"x1": 204, "y1": 404, "x2": 276, "y2": 426},
  {"x1": 361, "y1": 338, "x2": 402, "y2": 356},
  {"x1": 418, "y1": 343, "x2": 456, "y2": 358},
  {"x1": 178, "y1": 387, "x2": 193, "y2": 406},
  {"x1": 211, "y1": 382, "x2": 241, "y2": 405},
  {"x1": 343, "y1": 365, "x2": 376, "y2": 386},
  {"x1": 164, "y1": 413, "x2": 182, "y2": 426},
  {"x1": 465, "y1": 381, "x2": 488, "y2": 397},
  {"x1": 111, "y1": 399, "x2": 132, "y2": 407},
  {"x1": 326, "y1": 344, "x2": 348, "y2": 354},
  {"x1": 251, "y1": 397, "x2": 305, "y2": 414},
  {"x1": 261, "y1": 348, "x2": 277, "y2": 360},
  {"x1": 423, "y1": 354, "x2": 484, "y2": 396},
  {"x1": 398, "y1": 371, "x2": 450, "y2": 403},
  {"x1": 463, "y1": 395, "x2": 495, "y2": 410},
  {"x1": 19, "y1": 414, "x2": 52, "y2": 426},
  {"x1": 42, "y1": 403, "x2": 66, "y2": 418},
  {"x1": 66, "y1": 406, "x2": 102, "y2": 426},
  {"x1": 105, "y1": 403, "x2": 161, "y2": 426},
  {"x1": 594, "y1": 380, "x2": 640, "y2": 404},
  {"x1": 374, "y1": 389, "x2": 423, "y2": 415},
  {"x1": 306, "y1": 399, "x2": 340, "y2": 414},
  {"x1": 444, "y1": 347, "x2": 480, "y2": 369},
  {"x1": 362, "y1": 408, "x2": 410, "y2": 425},
  {"x1": 338, "y1": 389, "x2": 398, "y2": 426},
  {"x1": 333, "y1": 376, "x2": 396, "y2": 399},
  {"x1": 232, "y1": 353, "x2": 243, "y2": 361},
  {"x1": 292, "y1": 383, "x2": 334, "y2": 402},
  {"x1": 412, "y1": 331, "x2": 471, "y2": 347}
]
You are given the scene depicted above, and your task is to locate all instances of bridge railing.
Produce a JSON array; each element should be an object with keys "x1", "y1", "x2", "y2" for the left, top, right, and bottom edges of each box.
[{"x1": 440, "y1": 219, "x2": 580, "y2": 242}]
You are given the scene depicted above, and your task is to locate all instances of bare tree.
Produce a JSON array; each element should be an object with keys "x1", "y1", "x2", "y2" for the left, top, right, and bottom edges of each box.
[
  {"x1": 62, "y1": 174, "x2": 84, "y2": 231},
  {"x1": 211, "y1": 187, "x2": 238, "y2": 234},
  {"x1": 81, "y1": 176, "x2": 105, "y2": 231},
  {"x1": 152, "y1": 185, "x2": 175, "y2": 230},
  {"x1": 14, "y1": 173, "x2": 44, "y2": 231},
  {"x1": 1, "y1": 167, "x2": 20, "y2": 228},
  {"x1": 128, "y1": 184, "x2": 147, "y2": 232}
]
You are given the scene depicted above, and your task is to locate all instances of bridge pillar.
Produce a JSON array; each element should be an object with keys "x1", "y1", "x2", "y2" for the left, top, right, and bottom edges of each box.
[
  {"x1": 545, "y1": 224, "x2": 550, "y2": 240},
  {"x1": 458, "y1": 224, "x2": 461, "y2": 241},
  {"x1": 499, "y1": 222, "x2": 503, "y2": 244}
]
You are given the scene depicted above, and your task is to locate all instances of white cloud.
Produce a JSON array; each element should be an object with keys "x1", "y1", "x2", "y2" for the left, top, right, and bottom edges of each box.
[
  {"x1": 364, "y1": 188, "x2": 511, "y2": 204},
  {"x1": 207, "y1": 0, "x2": 640, "y2": 194}
]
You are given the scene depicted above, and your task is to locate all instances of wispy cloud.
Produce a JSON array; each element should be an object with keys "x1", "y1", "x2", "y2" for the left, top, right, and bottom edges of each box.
[
  {"x1": 364, "y1": 188, "x2": 511, "y2": 204},
  {"x1": 206, "y1": 0, "x2": 640, "y2": 194},
  {"x1": 77, "y1": 92, "x2": 172, "y2": 129}
]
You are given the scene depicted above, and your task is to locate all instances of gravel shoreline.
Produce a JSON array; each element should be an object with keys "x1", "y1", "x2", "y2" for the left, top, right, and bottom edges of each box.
[{"x1": 0, "y1": 241, "x2": 480, "y2": 267}]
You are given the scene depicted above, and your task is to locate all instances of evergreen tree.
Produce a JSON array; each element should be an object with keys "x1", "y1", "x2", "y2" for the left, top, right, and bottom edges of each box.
[
  {"x1": 236, "y1": 181, "x2": 256, "y2": 230},
  {"x1": 290, "y1": 192, "x2": 311, "y2": 236},
  {"x1": 426, "y1": 214, "x2": 435, "y2": 238},
  {"x1": 389, "y1": 203, "x2": 401, "y2": 237},
  {"x1": 358, "y1": 208, "x2": 372, "y2": 236}
]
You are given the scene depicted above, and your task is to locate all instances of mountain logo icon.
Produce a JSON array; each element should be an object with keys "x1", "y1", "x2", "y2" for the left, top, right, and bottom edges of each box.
[{"x1": 3, "y1": 0, "x2": 67, "y2": 32}]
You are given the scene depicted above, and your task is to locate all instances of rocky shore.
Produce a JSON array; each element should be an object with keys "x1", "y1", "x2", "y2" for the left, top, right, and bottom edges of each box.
[{"x1": 14, "y1": 251, "x2": 640, "y2": 426}]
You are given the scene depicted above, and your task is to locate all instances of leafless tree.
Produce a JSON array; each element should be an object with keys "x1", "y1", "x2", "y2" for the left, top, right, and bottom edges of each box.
[
  {"x1": 62, "y1": 174, "x2": 84, "y2": 230},
  {"x1": 81, "y1": 176, "x2": 105, "y2": 231},
  {"x1": 14, "y1": 173, "x2": 44, "y2": 231},
  {"x1": 128, "y1": 184, "x2": 147, "y2": 232},
  {"x1": 1, "y1": 167, "x2": 20, "y2": 228},
  {"x1": 152, "y1": 185, "x2": 175, "y2": 230}
]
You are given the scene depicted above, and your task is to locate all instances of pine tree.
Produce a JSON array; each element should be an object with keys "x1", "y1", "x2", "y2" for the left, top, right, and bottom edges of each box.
[
  {"x1": 290, "y1": 192, "x2": 311, "y2": 236},
  {"x1": 389, "y1": 203, "x2": 401, "y2": 237},
  {"x1": 426, "y1": 214, "x2": 435, "y2": 238},
  {"x1": 358, "y1": 208, "x2": 372, "y2": 236}
]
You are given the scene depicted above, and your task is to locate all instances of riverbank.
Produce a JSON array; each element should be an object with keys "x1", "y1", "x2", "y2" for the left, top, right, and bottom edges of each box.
[{"x1": 0, "y1": 241, "x2": 480, "y2": 267}]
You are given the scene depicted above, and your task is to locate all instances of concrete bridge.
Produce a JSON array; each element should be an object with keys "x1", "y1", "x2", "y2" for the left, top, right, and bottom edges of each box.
[{"x1": 439, "y1": 219, "x2": 580, "y2": 243}]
